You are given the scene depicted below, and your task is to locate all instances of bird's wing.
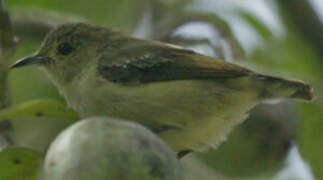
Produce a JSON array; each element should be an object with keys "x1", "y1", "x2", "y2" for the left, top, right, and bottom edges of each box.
[{"x1": 98, "y1": 39, "x2": 252, "y2": 84}]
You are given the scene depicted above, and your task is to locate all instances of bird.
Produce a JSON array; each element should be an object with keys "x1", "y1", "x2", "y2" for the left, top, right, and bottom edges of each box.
[{"x1": 11, "y1": 23, "x2": 313, "y2": 158}]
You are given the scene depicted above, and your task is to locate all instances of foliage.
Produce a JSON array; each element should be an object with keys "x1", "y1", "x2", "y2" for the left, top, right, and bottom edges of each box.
[
  {"x1": 0, "y1": 0, "x2": 322, "y2": 179},
  {"x1": 0, "y1": 147, "x2": 43, "y2": 180},
  {"x1": 0, "y1": 99, "x2": 78, "y2": 152},
  {"x1": 298, "y1": 102, "x2": 323, "y2": 179}
]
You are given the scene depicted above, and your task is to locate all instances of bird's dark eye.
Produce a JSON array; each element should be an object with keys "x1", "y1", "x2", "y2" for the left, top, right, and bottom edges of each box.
[{"x1": 57, "y1": 42, "x2": 75, "y2": 56}]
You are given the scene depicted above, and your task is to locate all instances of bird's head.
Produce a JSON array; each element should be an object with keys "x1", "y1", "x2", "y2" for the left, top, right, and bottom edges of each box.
[{"x1": 11, "y1": 23, "x2": 117, "y2": 83}]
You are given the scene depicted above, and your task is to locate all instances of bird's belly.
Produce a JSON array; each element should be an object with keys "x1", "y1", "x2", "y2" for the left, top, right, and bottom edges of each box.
[{"x1": 69, "y1": 79, "x2": 258, "y2": 151}]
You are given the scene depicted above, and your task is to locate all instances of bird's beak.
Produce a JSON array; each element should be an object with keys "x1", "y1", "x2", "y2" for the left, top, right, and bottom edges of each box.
[{"x1": 11, "y1": 53, "x2": 47, "y2": 69}]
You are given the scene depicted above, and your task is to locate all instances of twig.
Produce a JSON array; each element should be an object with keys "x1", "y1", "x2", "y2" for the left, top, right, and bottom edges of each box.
[
  {"x1": 0, "y1": 0, "x2": 16, "y2": 109},
  {"x1": 153, "y1": 12, "x2": 245, "y2": 61}
]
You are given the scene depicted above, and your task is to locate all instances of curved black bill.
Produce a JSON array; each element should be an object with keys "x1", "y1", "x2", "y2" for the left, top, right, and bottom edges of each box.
[{"x1": 11, "y1": 53, "x2": 46, "y2": 69}]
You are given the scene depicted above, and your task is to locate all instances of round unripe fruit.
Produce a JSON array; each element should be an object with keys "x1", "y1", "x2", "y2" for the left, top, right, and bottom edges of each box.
[{"x1": 43, "y1": 117, "x2": 183, "y2": 180}]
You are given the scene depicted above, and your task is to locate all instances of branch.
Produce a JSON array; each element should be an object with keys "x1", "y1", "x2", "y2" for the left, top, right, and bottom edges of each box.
[
  {"x1": 0, "y1": 0, "x2": 16, "y2": 109},
  {"x1": 152, "y1": 12, "x2": 245, "y2": 61}
]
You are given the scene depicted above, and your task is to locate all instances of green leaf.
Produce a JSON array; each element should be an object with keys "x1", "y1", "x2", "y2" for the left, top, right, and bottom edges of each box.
[
  {"x1": 0, "y1": 99, "x2": 78, "y2": 120},
  {"x1": 0, "y1": 147, "x2": 43, "y2": 180},
  {"x1": 0, "y1": 99, "x2": 79, "y2": 152}
]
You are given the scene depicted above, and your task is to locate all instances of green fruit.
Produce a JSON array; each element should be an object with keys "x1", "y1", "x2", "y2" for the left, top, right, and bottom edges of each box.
[{"x1": 43, "y1": 117, "x2": 183, "y2": 180}]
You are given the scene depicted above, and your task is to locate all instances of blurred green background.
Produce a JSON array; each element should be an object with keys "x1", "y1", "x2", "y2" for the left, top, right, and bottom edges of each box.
[{"x1": 0, "y1": 0, "x2": 322, "y2": 179}]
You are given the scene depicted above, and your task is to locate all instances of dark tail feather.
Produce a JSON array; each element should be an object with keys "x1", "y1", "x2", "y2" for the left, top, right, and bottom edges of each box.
[{"x1": 254, "y1": 74, "x2": 314, "y2": 101}]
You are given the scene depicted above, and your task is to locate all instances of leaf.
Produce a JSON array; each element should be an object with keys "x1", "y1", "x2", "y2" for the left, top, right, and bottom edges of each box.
[
  {"x1": 0, "y1": 147, "x2": 43, "y2": 180},
  {"x1": 0, "y1": 99, "x2": 78, "y2": 120},
  {"x1": 0, "y1": 99, "x2": 79, "y2": 152}
]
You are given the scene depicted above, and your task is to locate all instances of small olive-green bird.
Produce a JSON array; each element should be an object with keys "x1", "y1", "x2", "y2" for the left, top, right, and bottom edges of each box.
[{"x1": 12, "y1": 23, "x2": 313, "y2": 157}]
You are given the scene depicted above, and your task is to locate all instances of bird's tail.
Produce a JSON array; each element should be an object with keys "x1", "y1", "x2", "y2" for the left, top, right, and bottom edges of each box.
[{"x1": 253, "y1": 74, "x2": 313, "y2": 101}]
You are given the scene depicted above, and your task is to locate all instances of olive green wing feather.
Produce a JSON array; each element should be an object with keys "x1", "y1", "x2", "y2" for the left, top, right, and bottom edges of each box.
[
  {"x1": 97, "y1": 39, "x2": 313, "y2": 100},
  {"x1": 97, "y1": 39, "x2": 252, "y2": 84}
]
